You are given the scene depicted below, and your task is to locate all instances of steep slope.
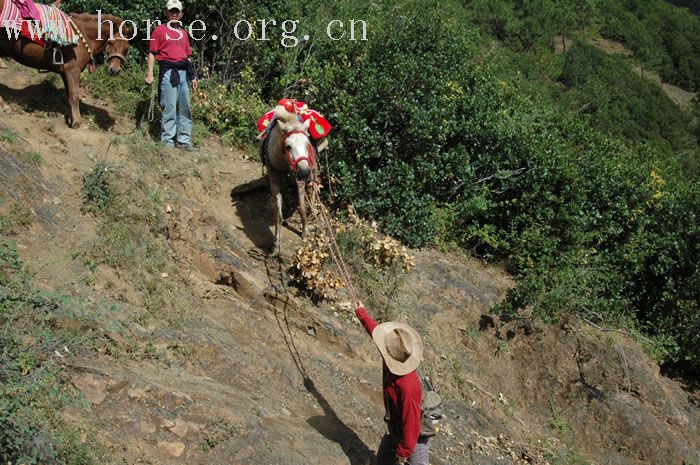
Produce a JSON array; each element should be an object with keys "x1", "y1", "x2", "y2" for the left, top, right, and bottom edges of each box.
[{"x1": 1, "y1": 63, "x2": 698, "y2": 465}]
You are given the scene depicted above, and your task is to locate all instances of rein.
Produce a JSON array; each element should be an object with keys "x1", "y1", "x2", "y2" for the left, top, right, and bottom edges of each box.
[
  {"x1": 304, "y1": 186, "x2": 360, "y2": 307},
  {"x1": 282, "y1": 129, "x2": 317, "y2": 176}
]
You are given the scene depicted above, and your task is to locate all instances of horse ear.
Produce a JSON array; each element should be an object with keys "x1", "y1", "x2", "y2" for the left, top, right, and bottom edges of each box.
[
  {"x1": 123, "y1": 23, "x2": 134, "y2": 39},
  {"x1": 278, "y1": 121, "x2": 289, "y2": 132}
]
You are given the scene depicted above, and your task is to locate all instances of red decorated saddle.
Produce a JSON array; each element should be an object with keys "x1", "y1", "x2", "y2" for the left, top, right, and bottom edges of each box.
[{"x1": 257, "y1": 99, "x2": 332, "y2": 140}]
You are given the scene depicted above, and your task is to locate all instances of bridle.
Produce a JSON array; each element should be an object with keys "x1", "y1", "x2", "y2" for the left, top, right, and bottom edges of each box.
[
  {"x1": 69, "y1": 17, "x2": 129, "y2": 68},
  {"x1": 105, "y1": 38, "x2": 129, "y2": 65},
  {"x1": 282, "y1": 129, "x2": 317, "y2": 178}
]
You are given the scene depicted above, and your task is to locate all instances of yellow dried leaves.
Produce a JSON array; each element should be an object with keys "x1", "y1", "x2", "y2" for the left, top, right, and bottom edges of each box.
[{"x1": 290, "y1": 206, "x2": 415, "y2": 301}]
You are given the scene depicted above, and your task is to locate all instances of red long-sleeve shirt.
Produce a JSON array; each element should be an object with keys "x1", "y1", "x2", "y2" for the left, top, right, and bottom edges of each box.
[
  {"x1": 149, "y1": 24, "x2": 192, "y2": 62},
  {"x1": 356, "y1": 306, "x2": 422, "y2": 459}
]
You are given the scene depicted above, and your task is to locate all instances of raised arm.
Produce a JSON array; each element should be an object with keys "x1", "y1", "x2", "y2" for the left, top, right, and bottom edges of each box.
[{"x1": 355, "y1": 301, "x2": 378, "y2": 335}]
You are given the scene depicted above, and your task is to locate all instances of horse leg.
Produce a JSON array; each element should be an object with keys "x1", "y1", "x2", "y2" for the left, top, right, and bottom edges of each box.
[
  {"x1": 63, "y1": 69, "x2": 82, "y2": 128},
  {"x1": 306, "y1": 183, "x2": 318, "y2": 231},
  {"x1": 297, "y1": 180, "x2": 308, "y2": 237},
  {"x1": 270, "y1": 177, "x2": 283, "y2": 255}
]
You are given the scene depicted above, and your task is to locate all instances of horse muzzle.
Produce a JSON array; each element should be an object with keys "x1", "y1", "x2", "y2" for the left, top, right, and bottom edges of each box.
[
  {"x1": 296, "y1": 165, "x2": 312, "y2": 180},
  {"x1": 108, "y1": 66, "x2": 121, "y2": 76}
]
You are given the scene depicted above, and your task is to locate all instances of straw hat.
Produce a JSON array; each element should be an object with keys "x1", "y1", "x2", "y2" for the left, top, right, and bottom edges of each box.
[{"x1": 372, "y1": 322, "x2": 423, "y2": 376}]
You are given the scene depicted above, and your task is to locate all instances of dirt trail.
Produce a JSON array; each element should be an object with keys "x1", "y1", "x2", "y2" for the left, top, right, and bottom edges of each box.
[
  {"x1": 585, "y1": 36, "x2": 697, "y2": 110},
  {"x1": 1, "y1": 62, "x2": 699, "y2": 465}
]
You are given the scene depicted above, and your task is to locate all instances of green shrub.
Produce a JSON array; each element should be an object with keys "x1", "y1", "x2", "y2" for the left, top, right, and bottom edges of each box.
[
  {"x1": 82, "y1": 160, "x2": 118, "y2": 214},
  {"x1": 192, "y1": 67, "x2": 268, "y2": 147},
  {"x1": 598, "y1": 0, "x2": 700, "y2": 91},
  {"x1": 558, "y1": 41, "x2": 694, "y2": 154}
]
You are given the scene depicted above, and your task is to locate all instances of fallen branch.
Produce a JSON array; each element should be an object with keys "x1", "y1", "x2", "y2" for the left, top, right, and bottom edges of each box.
[
  {"x1": 465, "y1": 378, "x2": 526, "y2": 427},
  {"x1": 465, "y1": 378, "x2": 496, "y2": 400},
  {"x1": 576, "y1": 315, "x2": 654, "y2": 343}
]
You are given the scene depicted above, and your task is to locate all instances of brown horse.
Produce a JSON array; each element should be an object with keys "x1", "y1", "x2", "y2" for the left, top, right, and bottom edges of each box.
[
  {"x1": 261, "y1": 105, "x2": 319, "y2": 255},
  {"x1": 0, "y1": 2, "x2": 130, "y2": 127}
]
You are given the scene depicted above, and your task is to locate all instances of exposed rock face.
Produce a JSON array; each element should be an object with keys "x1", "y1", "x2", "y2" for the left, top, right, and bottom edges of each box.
[{"x1": 72, "y1": 374, "x2": 109, "y2": 405}]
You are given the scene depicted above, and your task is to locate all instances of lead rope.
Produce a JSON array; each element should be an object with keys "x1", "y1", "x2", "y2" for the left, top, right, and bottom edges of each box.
[
  {"x1": 147, "y1": 82, "x2": 156, "y2": 122},
  {"x1": 304, "y1": 185, "x2": 360, "y2": 307}
]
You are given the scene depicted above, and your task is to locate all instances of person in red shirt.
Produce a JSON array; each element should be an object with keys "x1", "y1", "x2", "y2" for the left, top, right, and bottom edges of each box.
[
  {"x1": 144, "y1": 0, "x2": 198, "y2": 151},
  {"x1": 355, "y1": 301, "x2": 431, "y2": 465}
]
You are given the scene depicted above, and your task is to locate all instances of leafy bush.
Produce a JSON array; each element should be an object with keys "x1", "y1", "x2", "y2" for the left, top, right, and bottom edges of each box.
[
  {"x1": 598, "y1": 0, "x2": 700, "y2": 91},
  {"x1": 558, "y1": 41, "x2": 694, "y2": 154},
  {"x1": 82, "y1": 160, "x2": 118, "y2": 214},
  {"x1": 191, "y1": 67, "x2": 268, "y2": 147},
  {"x1": 291, "y1": 206, "x2": 414, "y2": 320}
]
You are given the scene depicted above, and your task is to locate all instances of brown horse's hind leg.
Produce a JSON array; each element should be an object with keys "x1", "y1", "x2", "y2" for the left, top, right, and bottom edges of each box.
[{"x1": 62, "y1": 68, "x2": 82, "y2": 128}]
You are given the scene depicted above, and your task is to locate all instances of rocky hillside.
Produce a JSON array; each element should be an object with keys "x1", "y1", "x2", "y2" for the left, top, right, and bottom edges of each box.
[{"x1": 1, "y1": 63, "x2": 699, "y2": 465}]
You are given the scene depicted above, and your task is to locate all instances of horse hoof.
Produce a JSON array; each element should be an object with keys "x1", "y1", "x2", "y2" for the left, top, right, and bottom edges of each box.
[
  {"x1": 270, "y1": 245, "x2": 282, "y2": 258},
  {"x1": 71, "y1": 120, "x2": 83, "y2": 129}
]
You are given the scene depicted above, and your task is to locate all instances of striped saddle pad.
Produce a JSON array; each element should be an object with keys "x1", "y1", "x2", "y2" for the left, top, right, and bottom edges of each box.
[{"x1": 0, "y1": 0, "x2": 78, "y2": 47}]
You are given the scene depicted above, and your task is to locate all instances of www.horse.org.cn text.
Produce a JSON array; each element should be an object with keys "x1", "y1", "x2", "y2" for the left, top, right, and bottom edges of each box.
[{"x1": 92, "y1": 11, "x2": 368, "y2": 47}]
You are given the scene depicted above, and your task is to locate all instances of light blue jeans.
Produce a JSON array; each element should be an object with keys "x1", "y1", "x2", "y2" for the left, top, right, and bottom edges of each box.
[{"x1": 159, "y1": 69, "x2": 192, "y2": 146}]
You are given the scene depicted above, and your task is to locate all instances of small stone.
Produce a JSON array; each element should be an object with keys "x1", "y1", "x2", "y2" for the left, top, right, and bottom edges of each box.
[
  {"x1": 280, "y1": 407, "x2": 291, "y2": 416},
  {"x1": 107, "y1": 379, "x2": 129, "y2": 394},
  {"x1": 160, "y1": 419, "x2": 176, "y2": 429},
  {"x1": 165, "y1": 204, "x2": 173, "y2": 213},
  {"x1": 169, "y1": 419, "x2": 189, "y2": 438},
  {"x1": 161, "y1": 272, "x2": 169, "y2": 278},
  {"x1": 138, "y1": 421, "x2": 156, "y2": 434},
  {"x1": 127, "y1": 386, "x2": 150, "y2": 401},
  {"x1": 72, "y1": 374, "x2": 108, "y2": 405},
  {"x1": 157, "y1": 441, "x2": 185, "y2": 458}
]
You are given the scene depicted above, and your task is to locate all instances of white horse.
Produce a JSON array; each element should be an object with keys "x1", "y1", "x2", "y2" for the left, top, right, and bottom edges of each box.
[{"x1": 260, "y1": 105, "x2": 319, "y2": 255}]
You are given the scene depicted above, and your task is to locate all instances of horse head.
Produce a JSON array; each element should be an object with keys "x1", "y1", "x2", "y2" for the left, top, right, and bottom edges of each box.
[
  {"x1": 104, "y1": 21, "x2": 131, "y2": 75},
  {"x1": 71, "y1": 13, "x2": 131, "y2": 75},
  {"x1": 278, "y1": 118, "x2": 316, "y2": 181}
]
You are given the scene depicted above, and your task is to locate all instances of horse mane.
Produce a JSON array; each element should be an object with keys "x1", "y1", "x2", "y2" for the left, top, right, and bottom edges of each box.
[
  {"x1": 70, "y1": 13, "x2": 129, "y2": 38},
  {"x1": 273, "y1": 105, "x2": 305, "y2": 130}
]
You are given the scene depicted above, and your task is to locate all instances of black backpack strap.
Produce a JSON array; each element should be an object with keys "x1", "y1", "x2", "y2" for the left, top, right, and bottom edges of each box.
[{"x1": 417, "y1": 368, "x2": 434, "y2": 392}]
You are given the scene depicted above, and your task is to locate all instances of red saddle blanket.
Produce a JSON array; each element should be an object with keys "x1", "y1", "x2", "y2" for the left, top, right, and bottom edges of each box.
[{"x1": 257, "y1": 99, "x2": 332, "y2": 140}]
